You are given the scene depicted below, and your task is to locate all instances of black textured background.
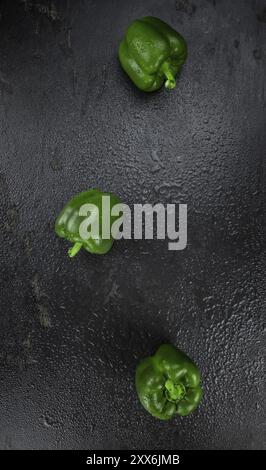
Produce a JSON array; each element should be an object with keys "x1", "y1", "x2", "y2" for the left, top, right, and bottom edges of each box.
[{"x1": 0, "y1": 0, "x2": 265, "y2": 450}]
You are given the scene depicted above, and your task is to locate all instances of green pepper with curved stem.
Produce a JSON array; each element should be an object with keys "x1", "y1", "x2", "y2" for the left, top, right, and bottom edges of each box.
[
  {"x1": 55, "y1": 189, "x2": 122, "y2": 257},
  {"x1": 119, "y1": 17, "x2": 188, "y2": 92},
  {"x1": 136, "y1": 344, "x2": 202, "y2": 420}
]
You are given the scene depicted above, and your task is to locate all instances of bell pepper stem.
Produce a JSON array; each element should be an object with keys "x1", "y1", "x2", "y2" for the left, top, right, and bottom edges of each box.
[
  {"x1": 165, "y1": 379, "x2": 186, "y2": 402},
  {"x1": 68, "y1": 242, "x2": 82, "y2": 258},
  {"x1": 160, "y1": 62, "x2": 176, "y2": 90}
]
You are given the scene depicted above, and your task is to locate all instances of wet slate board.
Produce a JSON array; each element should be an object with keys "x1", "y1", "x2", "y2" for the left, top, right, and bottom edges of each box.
[{"x1": 0, "y1": 0, "x2": 265, "y2": 450}]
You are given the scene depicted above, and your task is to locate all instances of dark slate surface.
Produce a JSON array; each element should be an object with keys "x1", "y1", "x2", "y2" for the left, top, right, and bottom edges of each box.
[{"x1": 0, "y1": 0, "x2": 265, "y2": 450}]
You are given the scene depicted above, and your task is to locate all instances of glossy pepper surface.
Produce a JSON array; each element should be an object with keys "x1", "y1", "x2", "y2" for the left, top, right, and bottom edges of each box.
[
  {"x1": 55, "y1": 189, "x2": 121, "y2": 257},
  {"x1": 119, "y1": 16, "x2": 187, "y2": 92},
  {"x1": 136, "y1": 344, "x2": 202, "y2": 420}
]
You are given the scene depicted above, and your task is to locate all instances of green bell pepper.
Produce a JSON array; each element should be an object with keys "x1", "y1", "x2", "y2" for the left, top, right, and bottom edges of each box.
[
  {"x1": 55, "y1": 189, "x2": 121, "y2": 257},
  {"x1": 136, "y1": 344, "x2": 202, "y2": 420},
  {"x1": 119, "y1": 16, "x2": 188, "y2": 92}
]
